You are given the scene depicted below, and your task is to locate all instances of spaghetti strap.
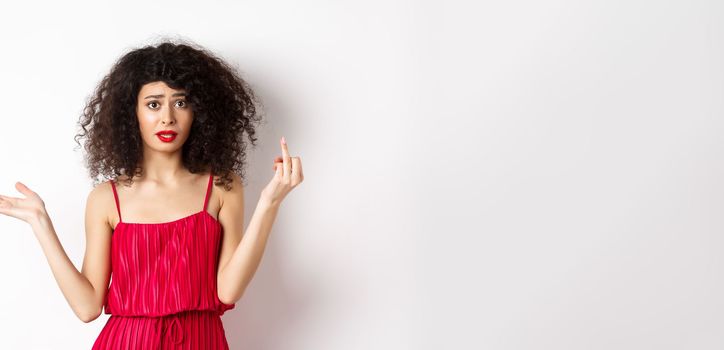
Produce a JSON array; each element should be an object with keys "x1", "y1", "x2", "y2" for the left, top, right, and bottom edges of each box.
[
  {"x1": 203, "y1": 172, "x2": 214, "y2": 212},
  {"x1": 110, "y1": 180, "x2": 122, "y2": 223}
]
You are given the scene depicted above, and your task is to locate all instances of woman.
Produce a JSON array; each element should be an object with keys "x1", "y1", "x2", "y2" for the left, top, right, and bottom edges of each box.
[{"x1": 0, "y1": 40, "x2": 303, "y2": 349}]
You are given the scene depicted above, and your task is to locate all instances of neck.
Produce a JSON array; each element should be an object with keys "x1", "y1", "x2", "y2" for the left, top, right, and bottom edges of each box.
[{"x1": 138, "y1": 147, "x2": 188, "y2": 184}]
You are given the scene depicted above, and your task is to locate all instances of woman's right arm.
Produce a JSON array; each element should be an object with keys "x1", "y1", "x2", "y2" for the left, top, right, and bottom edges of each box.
[{"x1": 1, "y1": 181, "x2": 111, "y2": 323}]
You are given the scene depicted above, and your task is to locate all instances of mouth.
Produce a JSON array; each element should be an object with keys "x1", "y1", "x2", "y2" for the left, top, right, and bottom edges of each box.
[{"x1": 155, "y1": 130, "x2": 178, "y2": 143}]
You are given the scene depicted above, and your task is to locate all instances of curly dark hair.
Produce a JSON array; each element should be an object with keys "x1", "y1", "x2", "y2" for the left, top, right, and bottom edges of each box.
[{"x1": 74, "y1": 39, "x2": 264, "y2": 191}]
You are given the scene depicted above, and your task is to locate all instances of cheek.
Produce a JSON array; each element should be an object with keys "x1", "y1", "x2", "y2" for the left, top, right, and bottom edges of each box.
[
  {"x1": 180, "y1": 114, "x2": 194, "y2": 134},
  {"x1": 137, "y1": 112, "x2": 157, "y2": 130}
]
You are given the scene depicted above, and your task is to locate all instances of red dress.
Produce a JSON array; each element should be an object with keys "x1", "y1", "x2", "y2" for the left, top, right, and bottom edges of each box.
[{"x1": 92, "y1": 172, "x2": 235, "y2": 349}]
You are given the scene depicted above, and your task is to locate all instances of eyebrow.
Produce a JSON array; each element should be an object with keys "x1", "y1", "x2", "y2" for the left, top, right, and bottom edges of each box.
[{"x1": 144, "y1": 92, "x2": 187, "y2": 99}]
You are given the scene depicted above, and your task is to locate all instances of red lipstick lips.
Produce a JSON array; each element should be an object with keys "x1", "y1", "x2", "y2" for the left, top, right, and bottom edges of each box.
[{"x1": 156, "y1": 130, "x2": 178, "y2": 143}]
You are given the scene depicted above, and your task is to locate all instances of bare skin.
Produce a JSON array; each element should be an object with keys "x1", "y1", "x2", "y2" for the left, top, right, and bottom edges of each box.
[{"x1": 0, "y1": 81, "x2": 303, "y2": 322}]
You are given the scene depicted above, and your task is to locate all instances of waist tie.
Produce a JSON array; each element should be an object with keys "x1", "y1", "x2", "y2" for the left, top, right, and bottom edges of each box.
[{"x1": 156, "y1": 313, "x2": 184, "y2": 346}]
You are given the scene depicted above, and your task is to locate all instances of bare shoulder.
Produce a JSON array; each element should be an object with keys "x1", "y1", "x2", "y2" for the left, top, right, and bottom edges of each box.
[
  {"x1": 86, "y1": 180, "x2": 112, "y2": 206},
  {"x1": 217, "y1": 172, "x2": 244, "y2": 206},
  {"x1": 86, "y1": 180, "x2": 115, "y2": 230}
]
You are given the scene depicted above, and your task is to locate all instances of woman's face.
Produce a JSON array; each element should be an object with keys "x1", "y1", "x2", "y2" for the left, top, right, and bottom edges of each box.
[{"x1": 135, "y1": 81, "x2": 193, "y2": 152}]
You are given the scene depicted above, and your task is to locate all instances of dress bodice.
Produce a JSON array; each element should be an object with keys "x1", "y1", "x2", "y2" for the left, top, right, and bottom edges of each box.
[{"x1": 102, "y1": 173, "x2": 235, "y2": 317}]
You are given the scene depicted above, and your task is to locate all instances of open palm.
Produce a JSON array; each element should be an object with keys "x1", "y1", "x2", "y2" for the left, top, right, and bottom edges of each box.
[{"x1": 0, "y1": 182, "x2": 46, "y2": 224}]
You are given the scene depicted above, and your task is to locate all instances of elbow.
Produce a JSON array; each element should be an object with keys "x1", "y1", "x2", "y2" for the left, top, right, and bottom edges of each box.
[
  {"x1": 79, "y1": 313, "x2": 98, "y2": 323},
  {"x1": 218, "y1": 293, "x2": 236, "y2": 305},
  {"x1": 218, "y1": 289, "x2": 242, "y2": 305},
  {"x1": 77, "y1": 306, "x2": 102, "y2": 323}
]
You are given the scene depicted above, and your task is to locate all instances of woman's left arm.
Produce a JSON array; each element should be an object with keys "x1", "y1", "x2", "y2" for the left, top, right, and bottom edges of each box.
[{"x1": 216, "y1": 136, "x2": 303, "y2": 304}]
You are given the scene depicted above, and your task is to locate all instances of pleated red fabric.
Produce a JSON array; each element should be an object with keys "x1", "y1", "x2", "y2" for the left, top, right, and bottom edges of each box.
[{"x1": 92, "y1": 173, "x2": 235, "y2": 349}]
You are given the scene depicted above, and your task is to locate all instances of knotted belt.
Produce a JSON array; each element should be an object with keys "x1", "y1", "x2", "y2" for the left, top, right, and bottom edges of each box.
[{"x1": 155, "y1": 313, "x2": 185, "y2": 346}]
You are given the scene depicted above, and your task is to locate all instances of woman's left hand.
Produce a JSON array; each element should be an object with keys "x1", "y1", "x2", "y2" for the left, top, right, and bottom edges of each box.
[{"x1": 260, "y1": 136, "x2": 303, "y2": 207}]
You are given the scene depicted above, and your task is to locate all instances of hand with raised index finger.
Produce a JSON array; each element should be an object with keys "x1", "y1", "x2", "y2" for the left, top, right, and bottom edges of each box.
[{"x1": 261, "y1": 136, "x2": 304, "y2": 207}]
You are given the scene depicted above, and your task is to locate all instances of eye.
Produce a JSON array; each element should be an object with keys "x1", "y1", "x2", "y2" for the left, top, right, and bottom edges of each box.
[
  {"x1": 176, "y1": 100, "x2": 187, "y2": 108},
  {"x1": 147, "y1": 101, "x2": 160, "y2": 109}
]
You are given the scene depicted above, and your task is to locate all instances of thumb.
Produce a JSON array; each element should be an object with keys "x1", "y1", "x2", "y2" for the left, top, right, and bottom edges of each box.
[
  {"x1": 15, "y1": 182, "x2": 38, "y2": 199},
  {"x1": 15, "y1": 182, "x2": 32, "y2": 196}
]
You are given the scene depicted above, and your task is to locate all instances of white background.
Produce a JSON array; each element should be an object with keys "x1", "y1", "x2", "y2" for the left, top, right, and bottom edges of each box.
[{"x1": 0, "y1": 0, "x2": 722, "y2": 349}]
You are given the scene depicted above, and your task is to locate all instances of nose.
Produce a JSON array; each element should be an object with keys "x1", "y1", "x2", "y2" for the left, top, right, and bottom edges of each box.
[{"x1": 161, "y1": 105, "x2": 176, "y2": 125}]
